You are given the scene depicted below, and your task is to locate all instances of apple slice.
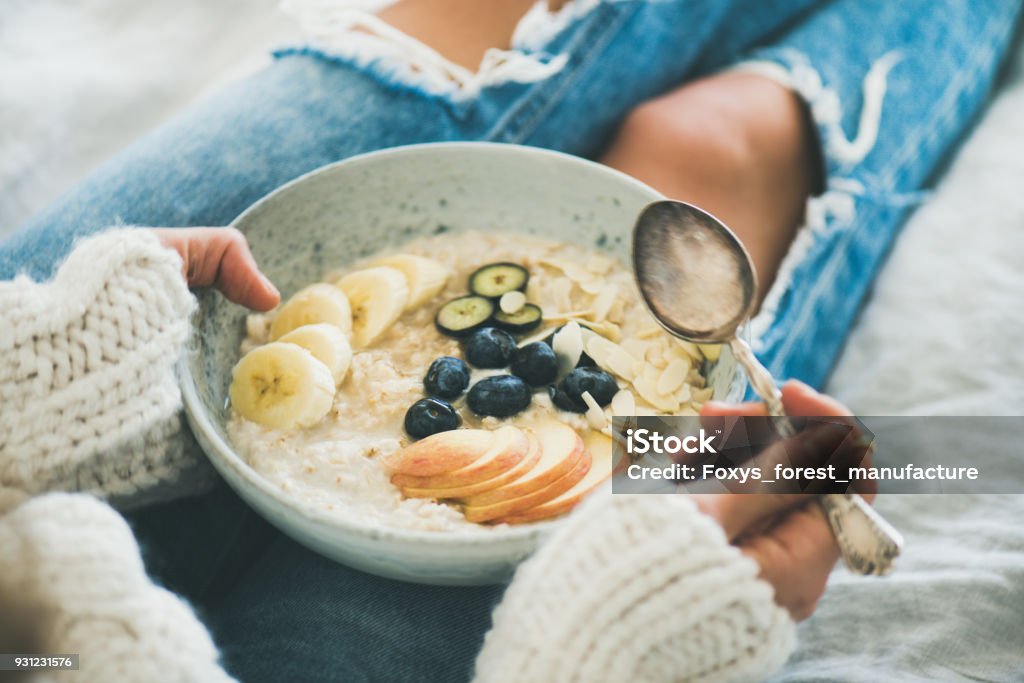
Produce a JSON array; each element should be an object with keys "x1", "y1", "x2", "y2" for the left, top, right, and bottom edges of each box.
[
  {"x1": 463, "y1": 442, "x2": 591, "y2": 523},
  {"x1": 392, "y1": 426, "x2": 528, "y2": 489},
  {"x1": 462, "y1": 420, "x2": 583, "y2": 507},
  {"x1": 400, "y1": 430, "x2": 542, "y2": 499},
  {"x1": 383, "y1": 429, "x2": 494, "y2": 476},
  {"x1": 496, "y1": 430, "x2": 613, "y2": 524}
]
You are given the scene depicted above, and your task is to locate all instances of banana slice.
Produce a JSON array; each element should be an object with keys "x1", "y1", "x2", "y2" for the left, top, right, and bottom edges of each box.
[
  {"x1": 269, "y1": 283, "x2": 352, "y2": 341},
  {"x1": 371, "y1": 254, "x2": 450, "y2": 310},
  {"x1": 278, "y1": 323, "x2": 352, "y2": 385},
  {"x1": 229, "y1": 342, "x2": 336, "y2": 429},
  {"x1": 336, "y1": 267, "x2": 409, "y2": 348}
]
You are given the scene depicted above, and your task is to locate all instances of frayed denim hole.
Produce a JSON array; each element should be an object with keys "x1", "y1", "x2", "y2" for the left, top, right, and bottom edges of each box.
[{"x1": 730, "y1": 51, "x2": 905, "y2": 357}]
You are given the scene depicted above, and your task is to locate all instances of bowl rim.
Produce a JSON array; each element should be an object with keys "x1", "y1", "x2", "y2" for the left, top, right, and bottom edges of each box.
[{"x1": 179, "y1": 141, "x2": 666, "y2": 547}]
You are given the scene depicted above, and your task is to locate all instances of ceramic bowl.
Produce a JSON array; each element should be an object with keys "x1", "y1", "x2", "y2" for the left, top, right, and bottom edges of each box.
[{"x1": 179, "y1": 142, "x2": 744, "y2": 585}]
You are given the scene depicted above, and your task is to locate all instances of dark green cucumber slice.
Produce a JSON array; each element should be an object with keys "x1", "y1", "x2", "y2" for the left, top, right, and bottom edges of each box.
[
  {"x1": 468, "y1": 262, "x2": 529, "y2": 298},
  {"x1": 435, "y1": 295, "x2": 495, "y2": 337},
  {"x1": 492, "y1": 303, "x2": 543, "y2": 334}
]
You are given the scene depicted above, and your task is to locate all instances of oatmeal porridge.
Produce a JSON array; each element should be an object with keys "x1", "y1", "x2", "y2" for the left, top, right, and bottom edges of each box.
[{"x1": 227, "y1": 231, "x2": 717, "y2": 531}]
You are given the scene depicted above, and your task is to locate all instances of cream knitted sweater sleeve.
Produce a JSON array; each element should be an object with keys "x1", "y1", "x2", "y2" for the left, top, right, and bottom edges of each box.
[
  {"x1": 0, "y1": 229, "x2": 212, "y2": 506},
  {"x1": 473, "y1": 494, "x2": 796, "y2": 683},
  {"x1": 0, "y1": 492, "x2": 234, "y2": 682}
]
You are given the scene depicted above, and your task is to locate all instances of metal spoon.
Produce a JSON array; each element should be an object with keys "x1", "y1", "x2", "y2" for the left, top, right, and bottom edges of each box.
[{"x1": 632, "y1": 199, "x2": 903, "y2": 576}]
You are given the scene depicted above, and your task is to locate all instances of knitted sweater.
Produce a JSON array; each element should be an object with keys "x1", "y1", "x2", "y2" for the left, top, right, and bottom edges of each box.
[
  {"x1": 0, "y1": 229, "x2": 212, "y2": 508},
  {"x1": 0, "y1": 230, "x2": 795, "y2": 682}
]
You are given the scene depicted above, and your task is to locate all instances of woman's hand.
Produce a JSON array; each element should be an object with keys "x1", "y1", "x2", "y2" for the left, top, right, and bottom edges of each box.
[
  {"x1": 150, "y1": 227, "x2": 280, "y2": 311},
  {"x1": 695, "y1": 380, "x2": 873, "y2": 620}
]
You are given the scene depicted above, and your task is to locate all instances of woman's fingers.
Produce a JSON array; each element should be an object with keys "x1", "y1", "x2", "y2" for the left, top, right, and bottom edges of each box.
[
  {"x1": 696, "y1": 380, "x2": 868, "y2": 619},
  {"x1": 152, "y1": 228, "x2": 280, "y2": 311},
  {"x1": 206, "y1": 229, "x2": 281, "y2": 311},
  {"x1": 740, "y1": 500, "x2": 840, "y2": 621}
]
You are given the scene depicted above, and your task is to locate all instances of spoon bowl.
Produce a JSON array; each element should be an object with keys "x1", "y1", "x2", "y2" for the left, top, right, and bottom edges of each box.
[{"x1": 632, "y1": 200, "x2": 757, "y2": 343}]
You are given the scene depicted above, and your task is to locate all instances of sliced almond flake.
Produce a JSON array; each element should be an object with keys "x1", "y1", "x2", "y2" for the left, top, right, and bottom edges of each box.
[
  {"x1": 539, "y1": 257, "x2": 596, "y2": 285},
  {"x1": 698, "y1": 343, "x2": 723, "y2": 362},
  {"x1": 678, "y1": 406, "x2": 699, "y2": 417},
  {"x1": 587, "y1": 336, "x2": 638, "y2": 382},
  {"x1": 526, "y1": 277, "x2": 544, "y2": 302},
  {"x1": 611, "y1": 389, "x2": 636, "y2": 416},
  {"x1": 647, "y1": 354, "x2": 668, "y2": 370},
  {"x1": 636, "y1": 326, "x2": 663, "y2": 340},
  {"x1": 588, "y1": 338, "x2": 635, "y2": 381},
  {"x1": 581, "y1": 391, "x2": 606, "y2": 430},
  {"x1": 606, "y1": 347, "x2": 640, "y2": 382},
  {"x1": 499, "y1": 291, "x2": 527, "y2": 314},
  {"x1": 578, "y1": 325, "x2": 598, "y2": 345},
  {"x1": 517, "y1": 325, "x2": 559, "y2": 348},
  {"x1": 671, "y1": 338, "x2": 703, "y2": 362},
  {"x1": 633, "y1": 376, "x2": 680, "y2": 412},
  {"x1": 645, "y1": 342, "x2": 664, "y2": 365},
  {"x1": 687, "y1": 368, "x2": 707, "y2": 388},
  {"x1": 584, "y1": 254, "x2": 615, "y2": 275},
  {"x1": 569, "y1": 318, "x2": 620, "y2": 341},
  {"x1": 620, "y1": 338, "x2": 649, "y2": 358},
  {"x1": 657, "y1": 359, "x2": 689, "y2": 395},
  {"x1": 549, "y1": 278, "x2": 574, "y2": 313},
  {"x1": 578, "y1": 279, "x2": 605, "y2": 295},
  {"x1": 552, "y1": 321, "x2": 584, "y2": 378},
  {"x1": 606, "y1": 298, "x2": 626, "y2": 324},
  {"x1": 691, "y1": 387, "x2": 714, "y2": 403},
  {"x1": 584, "y1": 334, "x2": 617, "y2": 368},
  {"x1": 590, "y1": 284, "x2": 618, "y2": 322},
  {"x1": 641, "y1": 363, "x2": 661, "y2": 385},
  {"x1": 544, "y1": 310, "x2": 593, "y2": 322},
  {"x1": 673, "y1": 382, "x2": 692, "y2": 404}
]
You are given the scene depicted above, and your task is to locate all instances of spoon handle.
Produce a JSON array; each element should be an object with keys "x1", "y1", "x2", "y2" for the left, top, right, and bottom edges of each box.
[{"x1": 728, "y1": 337, "x2": 904, "y2": 576}]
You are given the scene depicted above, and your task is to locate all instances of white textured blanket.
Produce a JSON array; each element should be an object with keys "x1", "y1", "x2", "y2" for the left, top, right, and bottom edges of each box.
[{"x1": 2, "y1": 1, "x2": 1023, "y2": 680}]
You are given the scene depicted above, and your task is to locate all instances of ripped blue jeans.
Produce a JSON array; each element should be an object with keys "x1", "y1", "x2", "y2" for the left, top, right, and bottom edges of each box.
[{"x1": 2, "y1": 0, "x2": 1021, "y2": 681}]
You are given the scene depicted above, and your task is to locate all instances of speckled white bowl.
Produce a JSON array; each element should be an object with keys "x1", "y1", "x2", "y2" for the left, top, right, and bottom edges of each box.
[{"x1": 179, "y1": 142, "x2": 743, "y2": 585}]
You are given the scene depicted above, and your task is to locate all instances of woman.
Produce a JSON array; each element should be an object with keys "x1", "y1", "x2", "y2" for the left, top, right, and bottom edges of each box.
[{"x1": 1, "y1": 0, "x2": 1019, "y2": 679}]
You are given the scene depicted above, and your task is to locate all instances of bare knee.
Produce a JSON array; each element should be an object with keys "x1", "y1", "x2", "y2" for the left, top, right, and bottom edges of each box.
[
  {"x1": 603, "y1": 78, "x2": 760, "y2": 190},
  {"x1": 601, "y1": 73, "x2": 820, "y2": 298}
]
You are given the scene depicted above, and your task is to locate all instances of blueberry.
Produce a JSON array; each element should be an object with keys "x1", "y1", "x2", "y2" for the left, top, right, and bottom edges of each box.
[
  {"x1": 509, "y1": 342, "x2": 559, "y2": 387},
  {"x1": 464, "y1": 327, "x2": 516, "y2": 369},
  {"x1": 423, "y1": 356, "x2": 471, "y2": 399},
  {"x1": 560, "y1": 367, "x2": 619, "y2": 408},
  {"x1": 548, "y1": 385, "x2": 586, "y2": 413},
  {"x1": 404, "y1": 397, "x2": 461, "y2": 439},
  {"x1": 467, "y1": 375, "x2": 532, "y2": 417}
]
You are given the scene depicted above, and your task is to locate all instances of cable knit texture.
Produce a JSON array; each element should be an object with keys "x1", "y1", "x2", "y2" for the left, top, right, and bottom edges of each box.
[
  {"x1": 0, "y1": 493, "x2": 235, "y2": 682},
  {"x1": 473, "y1": 494, "x2": 796, "y2": 683},
  {"x1": 0, "y1": 229, "x2": 212, "y2": 505}
]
